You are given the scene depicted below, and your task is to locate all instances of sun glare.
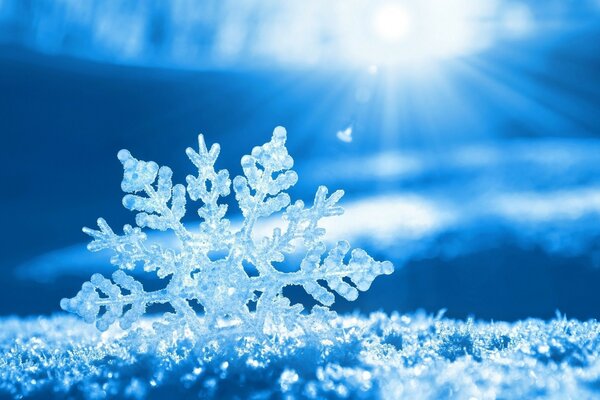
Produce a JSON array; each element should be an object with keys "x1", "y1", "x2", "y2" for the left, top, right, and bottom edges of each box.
[{"x1": 372, "y1": 3, "x2": 413, "y2": 43}]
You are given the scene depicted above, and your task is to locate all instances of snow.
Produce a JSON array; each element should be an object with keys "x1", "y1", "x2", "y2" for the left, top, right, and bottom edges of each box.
[{"x1": 2, "y1": 313, "x2": 600, "y2": 399}]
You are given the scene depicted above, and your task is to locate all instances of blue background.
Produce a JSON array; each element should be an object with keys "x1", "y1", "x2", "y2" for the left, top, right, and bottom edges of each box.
[{"x1": 1, "y1": 0, "x2": 599, "y2": 321}]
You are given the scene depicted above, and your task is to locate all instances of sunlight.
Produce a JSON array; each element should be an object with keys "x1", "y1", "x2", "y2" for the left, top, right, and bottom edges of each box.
[{"x1": 372, "y1": 3, "x2": 413, "y2": 43}]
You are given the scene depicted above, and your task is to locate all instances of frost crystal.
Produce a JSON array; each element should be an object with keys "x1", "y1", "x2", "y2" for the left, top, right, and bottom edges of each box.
[{"x1": 61, "y1": 127, "x2": 393, "y2": 338}]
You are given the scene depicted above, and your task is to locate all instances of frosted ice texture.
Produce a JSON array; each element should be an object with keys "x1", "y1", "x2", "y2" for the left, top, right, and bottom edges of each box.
[
  {"x1": 61, "y1": 127, "x2": 393, "y2": 337},
  {"x1": 3, "y1": 313, "x2": 600, "y2": 399}
]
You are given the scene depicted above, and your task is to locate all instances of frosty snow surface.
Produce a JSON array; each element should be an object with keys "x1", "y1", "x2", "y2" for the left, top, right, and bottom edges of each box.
[
  {"x1": 2, "y1": 312, "x2": 600, "y2": 399},
  {"x1": 60, "y1": 127, "x2": 393, "y2": 338}
]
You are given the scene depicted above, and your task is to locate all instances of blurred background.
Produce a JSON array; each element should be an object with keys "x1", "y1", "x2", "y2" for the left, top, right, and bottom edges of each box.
[{"x1": 1, "y1": 0, "x2": 599, "y2": 321}]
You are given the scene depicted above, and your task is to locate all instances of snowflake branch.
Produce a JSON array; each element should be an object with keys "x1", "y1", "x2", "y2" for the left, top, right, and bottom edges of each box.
[
  {"x1": 257, "y1": 186, "x2": 345, "y2": 264},
  {"x1": 83, "y1": 218, "x2": 179, "y2": 277},
  {"x1": 186, "y1": 134, "x2": 232, "y2": 250},
  {"x1": 230, "y1": 127, "x2": 296, "y2": 263},
  {"x1": 118, "y1": 149, "x2": 191, "y2": 245},
  {"x1": 251, "y1": 240, "x2": 393, "y2": 309},
  {"x1": 60, "y1": 270, "x2": 166, "y2": 331}
]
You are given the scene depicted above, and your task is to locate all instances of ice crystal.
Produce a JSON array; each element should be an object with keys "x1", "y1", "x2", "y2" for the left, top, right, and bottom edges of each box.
[{"x1": 61, "y1": 126, "x2": 393, "y2": 339}]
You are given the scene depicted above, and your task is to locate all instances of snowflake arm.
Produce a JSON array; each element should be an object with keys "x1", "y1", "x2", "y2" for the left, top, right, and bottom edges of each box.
[
  {"x1": 82, "y1": 218, "x2": 178, "y2": 277},
  {"x1": 245, "y1": 133, "x2": 392, "y2": 331},
  {"x1": 185, "y1": 134, "x2": 232, "y2": 250},
  {"x1": 257, "y1": 186, "x2": 345, "y2": 264},
  {"x1": 251, "y1": 240, "x2": 393, "y2": 326},
  {"x1": 293, "y1": 241, "x2": 394, "y2": 305},
  {"x1": 118, "y1": 150, "x2": 190, "y2": 243},
  {"x1": 60, "y1": 270, "x2": 164, "y2": 331},
  {"x1": 233, "y1": 126, "x2": 297, "y2": 240}
]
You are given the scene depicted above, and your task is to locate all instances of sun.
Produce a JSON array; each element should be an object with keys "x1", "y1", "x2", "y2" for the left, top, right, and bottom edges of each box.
[{"x1": 371, "y1": 3, "x2": 413, "y2": 43}]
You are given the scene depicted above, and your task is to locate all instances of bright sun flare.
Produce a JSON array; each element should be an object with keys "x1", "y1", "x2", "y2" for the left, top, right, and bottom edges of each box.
[{"x1": 372, "y1": 3, "x2": 413, "y2": 43}]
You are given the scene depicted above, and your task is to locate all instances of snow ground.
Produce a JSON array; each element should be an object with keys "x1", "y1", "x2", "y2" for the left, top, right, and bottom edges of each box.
[{"x1": 2, "y1": 313, "x2": 600, "y2": 399}]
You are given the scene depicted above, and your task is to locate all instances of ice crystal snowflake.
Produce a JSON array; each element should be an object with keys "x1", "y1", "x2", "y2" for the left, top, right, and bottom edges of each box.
[{"x1": 61, "y1": 127, "x2": 393, "y2": 338}]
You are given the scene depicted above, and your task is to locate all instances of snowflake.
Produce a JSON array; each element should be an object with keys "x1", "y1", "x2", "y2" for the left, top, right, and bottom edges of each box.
[{"x1": 61, "y1": 127, "x2": 394, "y2": 338}]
